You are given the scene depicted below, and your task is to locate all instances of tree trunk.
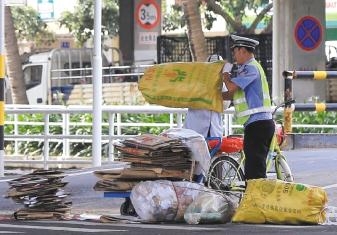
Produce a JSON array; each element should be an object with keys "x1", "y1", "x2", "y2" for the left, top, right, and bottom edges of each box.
[
  {"x1": 5, "y1": 6, "x2": 28, "y2": 104},
  {"x1": 182, "y1": 0, "x2": 207, "y2": 62}
]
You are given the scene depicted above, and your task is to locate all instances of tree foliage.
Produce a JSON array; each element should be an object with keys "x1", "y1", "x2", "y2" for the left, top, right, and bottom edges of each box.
[
  {"x1": 11, "y1": 6, "x2": 55, "y2": 47},
  {"x1": 59, "y1": 0, "x2": 119, "y2": 47},
  {"x1": 163, "y1": 0, "x2": 273, "y2": 34}
]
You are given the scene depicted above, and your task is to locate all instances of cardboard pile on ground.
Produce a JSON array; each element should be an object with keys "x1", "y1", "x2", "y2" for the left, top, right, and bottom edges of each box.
[
  {"x1": 94, "y1": 134, "x2": 194, "y2": 192},
  {"x1": 5, "y1": 169, "x2": 71, "y2": 220}
]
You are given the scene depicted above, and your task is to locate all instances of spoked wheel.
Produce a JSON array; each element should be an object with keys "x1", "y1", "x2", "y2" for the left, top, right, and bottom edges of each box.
[
  {"x1": 275, "y1": 154, "x2": 294, "y2": 182},
  {"x1": 206, "y1": 154, "x2": 245, "y2": 205}
]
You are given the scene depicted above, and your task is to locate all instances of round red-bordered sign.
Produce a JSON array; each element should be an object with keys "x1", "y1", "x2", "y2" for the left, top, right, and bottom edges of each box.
[
  {"x1": 135, "y1": 0, "x2": 160, "y2": 30},
  {"x1": 294, "y1": 16, "x2": 322, "y2": 51}
]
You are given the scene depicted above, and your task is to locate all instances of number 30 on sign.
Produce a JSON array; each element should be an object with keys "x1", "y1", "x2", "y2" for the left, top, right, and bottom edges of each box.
[{"x1": 136, "y1": 0, "x2": 160, "y2": 30}]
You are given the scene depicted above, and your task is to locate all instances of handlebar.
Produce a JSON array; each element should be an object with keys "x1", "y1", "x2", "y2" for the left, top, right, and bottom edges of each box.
[{"x1": 272, "y1": 99, "x2": 295, "y2": 116}]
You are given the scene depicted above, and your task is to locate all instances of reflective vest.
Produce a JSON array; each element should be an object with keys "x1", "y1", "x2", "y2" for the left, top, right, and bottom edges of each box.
[{"x1": 233, "y1": 60, "x2": 271, "y2": 124}]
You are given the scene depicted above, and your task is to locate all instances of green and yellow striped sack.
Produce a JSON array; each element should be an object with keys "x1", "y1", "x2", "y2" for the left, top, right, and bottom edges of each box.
[{"x1": 139, "y1": 61, "x2": 225, "y2": 113}]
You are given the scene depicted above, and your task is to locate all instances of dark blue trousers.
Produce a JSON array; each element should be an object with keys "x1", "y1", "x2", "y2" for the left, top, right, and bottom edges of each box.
[{"x1": 243, "y1": 119, "x2": 275, "y2": 180}]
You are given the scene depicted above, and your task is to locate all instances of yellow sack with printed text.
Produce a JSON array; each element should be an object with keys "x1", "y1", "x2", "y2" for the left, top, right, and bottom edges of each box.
[
  {"x1": 232, "y1": 179, "x2": 327, "y2": 225},
  {"x1": 139, "y1": 62, "x2": 224, "y2": 112}
]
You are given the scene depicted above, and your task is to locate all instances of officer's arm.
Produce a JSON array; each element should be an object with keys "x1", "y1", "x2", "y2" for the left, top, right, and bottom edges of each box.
[{"x1": 222, "y1": 73, "x2": 239, "y2": 100}]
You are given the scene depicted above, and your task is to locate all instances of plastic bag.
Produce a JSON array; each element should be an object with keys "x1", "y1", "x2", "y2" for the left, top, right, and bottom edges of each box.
[
  {"x1": 139, "y1": 62, "x2": 225, "y2": 112},
  {"x1": 160, "y1": 128, "x2": 211, "y2": 175},
  {"x1": 184, "y1": 191, "x2": 236, "y2": 224},
  {"x1": 324, "y1": 206, "x2": 337, "y2": 225},
  {"x1": 130, "y1": 180, "x2": 204, "y2": 222},
  {"x1": 232, "y1": 178, "x2": 327, "y2": 224}
]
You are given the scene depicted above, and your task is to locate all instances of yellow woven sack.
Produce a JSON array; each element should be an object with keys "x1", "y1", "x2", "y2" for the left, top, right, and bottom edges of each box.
[
  {"x1": 139, "y1": 62, "x2": 224, "y2": 112},
  {"x1": 232, "y1": 178, "x2": 327, "y2": 225}
]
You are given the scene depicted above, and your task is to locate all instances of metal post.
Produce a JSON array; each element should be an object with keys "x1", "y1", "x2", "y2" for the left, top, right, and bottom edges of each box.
[
  {"x1": 282, "y1": 70, "x2": 337, "y2": 134},
  {"x1": 293, "y1": 103, "x2": 337, "y2": 111},
  {"x1": 176, "y1": 113, "x2": 183, "y2": 128},
  {"x1": 272, "y1": 0, "x2": 280, "y2": 100},
  {"x1": 283, "y1": 71, "x2": 294, "y2": 134},
  {"x1": 44, "y1": 114, "x2": 49, "y2": 170},
  {"x1": 63, "y1": 113, "x2": 70, "y2": 158},
  {"x1": 289, "y1": 71, "x2": 337, "y2": 79},
  {"x1": 92, "y1": 0, "x2": 102, "y2": 167},
  {"x1": 0, "y1": 0, "x2": 5, "y2": 177},
  {"x1": 108, "y1": 113, "x2": 115, "y2": 162}
]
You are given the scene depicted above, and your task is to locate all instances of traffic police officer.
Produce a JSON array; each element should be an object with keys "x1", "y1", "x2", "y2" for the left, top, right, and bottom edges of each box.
[{"x1": 222, "y1": 35, "x2": 274, "y2": 180}]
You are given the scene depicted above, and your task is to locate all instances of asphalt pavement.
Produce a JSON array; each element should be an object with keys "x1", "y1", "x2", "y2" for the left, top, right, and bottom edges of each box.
[{"x1": 0, "y1": 148, "x2": 337, "y2": 234}]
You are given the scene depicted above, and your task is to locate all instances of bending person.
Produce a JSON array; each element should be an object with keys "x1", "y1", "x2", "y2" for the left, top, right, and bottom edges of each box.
[
  {"x1": 184, "y1": 54, "x2": 231, "y2": 138},
  {"x1": 184, "y1": 54, "x2": 231, "y2": 182}
]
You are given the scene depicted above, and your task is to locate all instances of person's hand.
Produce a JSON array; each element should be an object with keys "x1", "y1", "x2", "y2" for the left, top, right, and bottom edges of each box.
[{"x1": 223, "y1": 72, "x2": 231, "y2": 83}]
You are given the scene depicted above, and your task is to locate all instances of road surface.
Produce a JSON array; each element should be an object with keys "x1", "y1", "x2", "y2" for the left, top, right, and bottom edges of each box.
[{"x1": 0, "y1": 148, "x2": 336, "y2": 234}]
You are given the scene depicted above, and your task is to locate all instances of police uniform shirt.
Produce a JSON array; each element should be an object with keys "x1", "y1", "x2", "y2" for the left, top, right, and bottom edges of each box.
[{"x1": 231, "y1": 58, "x2": 272, "y2": 127}]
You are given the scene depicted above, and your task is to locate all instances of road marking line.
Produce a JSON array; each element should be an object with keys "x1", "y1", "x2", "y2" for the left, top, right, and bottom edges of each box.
[
  {"x1": 0, "y1": 232, "x2": 23, "y2": 234},
  {"x1": 0, "y1": 171, "x2": 94, "y2": 182},
  {"x1": 0, "y1": 178, "x2": 12, "y2": 182},
  {"x1": 37, "y1": 220, "x2": 223, "y2": 231},
  {"x1": 323, "y1": 184, "x2": 337, "y2": 189},
  {"x1": 0, "y1": 166, "x2": 127, "y2": 182},
  {"x1": 65, "y1": 170, "x2": 95, "y2": 176},
  {"x1": 0, "y1": 224, "x2": 126, "y2": 233}
]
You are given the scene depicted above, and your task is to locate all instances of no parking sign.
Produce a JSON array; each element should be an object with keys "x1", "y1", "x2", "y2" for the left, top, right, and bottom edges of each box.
[{"x1": 294, "y1": 16, "x2": 323, "y2": 51}]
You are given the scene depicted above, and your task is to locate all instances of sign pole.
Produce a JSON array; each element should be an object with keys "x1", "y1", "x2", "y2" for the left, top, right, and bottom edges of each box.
[
  {"x1": 0, "y1": 0, "x2": 5, "y2": 177},
  {"x1": 92, "y1": 0, "x2": 102, "y2": 167}
]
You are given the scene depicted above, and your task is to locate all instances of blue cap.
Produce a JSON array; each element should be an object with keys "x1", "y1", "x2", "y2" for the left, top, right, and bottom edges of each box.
[{"x1": 230, "y1": 35, "x2": 259, "y2": 50}]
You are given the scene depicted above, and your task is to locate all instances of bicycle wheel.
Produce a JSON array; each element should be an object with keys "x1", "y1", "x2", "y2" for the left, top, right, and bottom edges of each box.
[
  {"x1": 275, "y1": 154, "x2": 294, "y2": 182},
  {"x1": 206, "y1": 154, "x2": 245, "y2": 205}
]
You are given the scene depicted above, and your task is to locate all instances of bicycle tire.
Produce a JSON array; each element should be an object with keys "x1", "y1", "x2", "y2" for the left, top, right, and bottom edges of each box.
[
  {"x1": 206, "y1": 154, "x2": 245, "y2": 205},
  {"x1": 275, "y1": 154, "x2": 294, "y2": 182}
]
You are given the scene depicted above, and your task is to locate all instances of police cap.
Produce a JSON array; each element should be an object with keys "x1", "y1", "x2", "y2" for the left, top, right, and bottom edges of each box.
[{"x1": 230, "y1": 35, "x2": 259, "y2": 50}]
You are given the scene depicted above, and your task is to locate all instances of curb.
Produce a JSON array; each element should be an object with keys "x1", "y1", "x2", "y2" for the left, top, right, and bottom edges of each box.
[{"x1": 284, "y1": 134, "x2": 337, "y2": 149}]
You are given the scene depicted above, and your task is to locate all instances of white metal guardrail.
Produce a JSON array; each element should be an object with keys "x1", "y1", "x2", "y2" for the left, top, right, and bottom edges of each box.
[
  {"x1": 1, "y1": 104, "x2": 236, "y2": 175},
  {"x1": 50, "y1": 64, "x2": 153, "y2": 84},
  {"x1": 2, "y1": 104, "x2": 337, "y2": 176}
]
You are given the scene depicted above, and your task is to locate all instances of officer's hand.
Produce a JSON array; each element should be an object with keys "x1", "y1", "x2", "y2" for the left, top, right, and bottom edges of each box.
[{"x1": 223, "y1": 72, "x2": 231, "y2": 82}]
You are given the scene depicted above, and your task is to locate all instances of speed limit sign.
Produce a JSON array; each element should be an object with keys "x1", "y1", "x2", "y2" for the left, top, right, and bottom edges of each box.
[{"x1": 136, "y1": 0, "x2": 160, "y2": 30}]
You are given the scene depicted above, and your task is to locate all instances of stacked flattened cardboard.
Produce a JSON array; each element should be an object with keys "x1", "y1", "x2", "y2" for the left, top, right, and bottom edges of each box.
[
  {"x1": 5, "y1": 169, "x2": 71, "y2": 220},
  {"x1": 94, "y1": 134, "x2": 194, "y2": 192}
]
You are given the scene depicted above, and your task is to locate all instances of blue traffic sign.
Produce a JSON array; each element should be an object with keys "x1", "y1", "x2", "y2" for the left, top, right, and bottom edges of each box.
[{"x1": 294, "y1": 16, "x2": 322, "y2": 51}]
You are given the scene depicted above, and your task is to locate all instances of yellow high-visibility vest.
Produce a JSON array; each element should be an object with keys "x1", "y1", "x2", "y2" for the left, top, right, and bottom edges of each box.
[{"x1": 233, "y1": 60, "x2": 271, "y2": 124}]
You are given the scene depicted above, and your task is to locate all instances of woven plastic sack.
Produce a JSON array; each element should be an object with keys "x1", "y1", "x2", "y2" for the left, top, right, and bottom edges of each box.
[
  {"x1": 232, "y1": 178, "x2": 327, "y2": 224},
  {"x1": 139, "y1": 61, "x2": 225, "y2": 112}
]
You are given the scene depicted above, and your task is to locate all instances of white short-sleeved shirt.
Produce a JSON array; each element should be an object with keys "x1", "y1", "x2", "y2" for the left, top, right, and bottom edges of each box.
[{"x1": 184, "y1": 108, "x2": 223, "y2": 138}]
